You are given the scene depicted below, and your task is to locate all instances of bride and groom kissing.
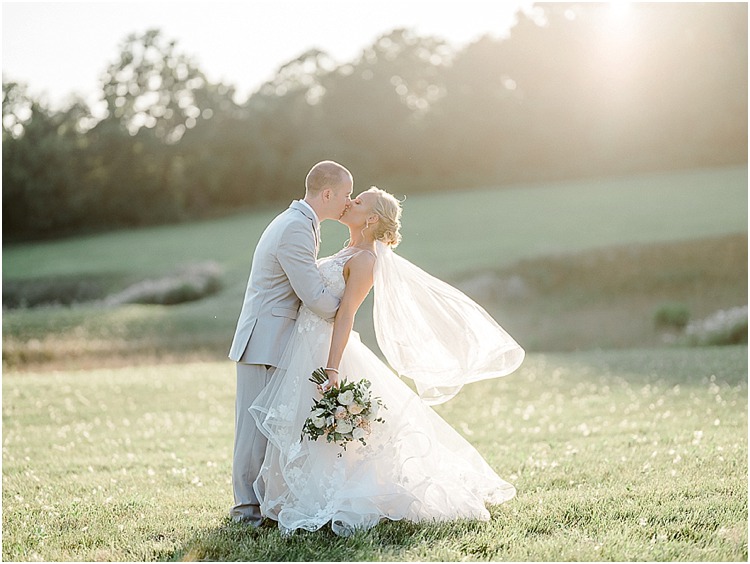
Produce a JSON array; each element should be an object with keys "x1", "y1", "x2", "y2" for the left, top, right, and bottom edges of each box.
[{"x1": 228, "y1": 160, "x2": 525, "y2": 536}]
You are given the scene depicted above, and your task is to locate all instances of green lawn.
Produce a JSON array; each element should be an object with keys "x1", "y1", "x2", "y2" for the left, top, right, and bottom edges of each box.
[{"x1": 3, "y1": 346, "x2": 746, "y2": 561}]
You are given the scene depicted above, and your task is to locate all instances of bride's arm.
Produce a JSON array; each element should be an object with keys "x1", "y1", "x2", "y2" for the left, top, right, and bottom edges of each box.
[{"x1": 323, "y1": 252, "x2": 376, "y2": 388}]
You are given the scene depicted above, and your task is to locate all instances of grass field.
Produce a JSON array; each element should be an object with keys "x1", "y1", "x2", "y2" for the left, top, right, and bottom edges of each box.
[
  {"x1": 2, "y1": 165, "x2": 747, "y2": 561},
  {"x1": 2, "y1": 166, "x2": 747, "y2": 369},
  {"x1": 2, "y1": 346, "x2": 746, "y2": 561},
  {"x1": 459, "y1": 233, "x2": 748, "y2": 351}
]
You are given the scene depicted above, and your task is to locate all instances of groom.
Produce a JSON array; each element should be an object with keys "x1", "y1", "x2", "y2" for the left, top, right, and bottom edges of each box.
[{"x1": 228, "y1": 160, "x2": 353, "y2": 525}]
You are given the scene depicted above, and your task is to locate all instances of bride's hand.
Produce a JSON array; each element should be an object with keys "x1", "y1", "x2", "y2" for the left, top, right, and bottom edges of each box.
[{"x1": 322, "y1": 369, "x2": 340, "y2": 392}]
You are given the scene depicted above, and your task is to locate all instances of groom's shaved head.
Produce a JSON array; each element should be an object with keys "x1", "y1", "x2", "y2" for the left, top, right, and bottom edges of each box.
[{"x1": 305, "y1": 161, "x2": 352, "y2": 195}]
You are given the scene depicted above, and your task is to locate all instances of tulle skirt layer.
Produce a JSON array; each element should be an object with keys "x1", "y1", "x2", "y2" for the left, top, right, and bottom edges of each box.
[{"x1": 249, "y1": 311, "x2": 516, "y2": 536}]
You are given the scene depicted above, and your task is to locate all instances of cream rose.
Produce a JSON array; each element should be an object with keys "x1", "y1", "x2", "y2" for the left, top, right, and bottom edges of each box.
[
  {"x1": 338, "y1": 390, "x2": 355, "y2": 406},
  {"x1": 336, "y1": 420, "x2": 353, "y2": 434}
]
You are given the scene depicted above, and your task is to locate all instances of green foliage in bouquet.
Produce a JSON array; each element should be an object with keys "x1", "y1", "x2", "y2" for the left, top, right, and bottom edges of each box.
[{"x1": 301, "y1": 368, "x2": 386, "y2": 455}]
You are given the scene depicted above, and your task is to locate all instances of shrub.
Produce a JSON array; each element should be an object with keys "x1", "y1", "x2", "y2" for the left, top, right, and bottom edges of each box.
[
  {"x1": 682, "y1": 305, "x2": 748, "y2": 346},
  {"x1": 106, "y1": 262, "x2": 223, "y2": 306},
  {"x1": 653, "y1": 303, "x2": 691, "y2": 329}
]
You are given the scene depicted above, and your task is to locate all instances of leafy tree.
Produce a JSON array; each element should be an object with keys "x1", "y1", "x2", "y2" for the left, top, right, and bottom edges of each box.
[
  {"x1": 2, "y1": 3, "x2": 746, "y2": 242},
  {"x1": 100, "y1": 28, "x2": 211, "y2": 143},
  {"x1": 3, "y1": 82, "x2": 95, "y2": 239}
]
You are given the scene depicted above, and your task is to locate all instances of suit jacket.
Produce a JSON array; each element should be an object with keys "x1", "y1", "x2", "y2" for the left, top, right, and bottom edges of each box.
[{"x1": 228, "y1": 201, "x2": 340, "y2": 365}]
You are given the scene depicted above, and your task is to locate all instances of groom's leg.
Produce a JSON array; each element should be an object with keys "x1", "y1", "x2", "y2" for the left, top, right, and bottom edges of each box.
[{"x1": 230, "y1": 362, "x2": 274, "y2": 524}]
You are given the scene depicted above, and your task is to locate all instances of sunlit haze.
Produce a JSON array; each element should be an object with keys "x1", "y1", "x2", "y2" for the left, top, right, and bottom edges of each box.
[
  {"x1": 2, "y1": 0, "x2": 528, "y2": 113},
  {"x1": 609, "y1": 0, "x2": 633, "y2": 20}
]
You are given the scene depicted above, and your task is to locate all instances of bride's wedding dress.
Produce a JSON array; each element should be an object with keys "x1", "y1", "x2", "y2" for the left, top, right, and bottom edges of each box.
[{"x1": 249, "y1": 247, "x2": 520, "y2": 536}]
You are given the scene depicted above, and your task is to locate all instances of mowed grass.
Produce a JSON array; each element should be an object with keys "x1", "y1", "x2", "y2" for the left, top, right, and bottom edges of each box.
[
  {"x1": 2, "y1": 166, "x2": 747, "y2": 369},
  {"x1": 2, "y1": 346, "x2": 746, "y2": 561}
]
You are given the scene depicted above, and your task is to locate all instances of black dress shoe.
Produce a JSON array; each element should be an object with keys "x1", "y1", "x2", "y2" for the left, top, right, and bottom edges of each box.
[
  {"x1": 259, "y1": 518, "x2": 278, "y2": 529},
  {"x1": 232, "y1": 515, "x2": 263, "y2": 527}
]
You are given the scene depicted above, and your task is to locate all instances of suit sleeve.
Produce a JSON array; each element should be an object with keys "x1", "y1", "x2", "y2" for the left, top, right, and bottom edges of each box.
[{"x1": 277, "y1": 220, "x2": 340, "y2": 321}]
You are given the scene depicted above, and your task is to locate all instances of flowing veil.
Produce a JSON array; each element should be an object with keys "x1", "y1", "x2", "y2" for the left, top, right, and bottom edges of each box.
[{"x1": 373, "y1": 241, "x2": 525, "y2": 405}]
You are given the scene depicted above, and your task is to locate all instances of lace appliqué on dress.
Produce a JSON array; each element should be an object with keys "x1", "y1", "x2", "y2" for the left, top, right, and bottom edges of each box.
[
  {"x1": 318, "y1": 252, "x2": 349, "y2": 298},
  {"x1": 297, "y1": 250, "x2": 356, "y2": 334}
]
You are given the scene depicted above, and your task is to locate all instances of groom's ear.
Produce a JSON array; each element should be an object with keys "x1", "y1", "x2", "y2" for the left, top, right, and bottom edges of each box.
[{"x1": 321, "y1": 188, "x2": 332, "y2": 201}]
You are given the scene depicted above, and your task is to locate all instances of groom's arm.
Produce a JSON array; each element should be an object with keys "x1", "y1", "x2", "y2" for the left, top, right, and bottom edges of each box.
[{"x1": 277, "y1": 221, "x2": 339, "y2": 320}]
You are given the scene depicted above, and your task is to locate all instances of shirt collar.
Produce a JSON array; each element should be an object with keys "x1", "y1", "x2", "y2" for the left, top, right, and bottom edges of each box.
[{"x1": 298, "y1": 199, "x2": 320, "y2": 226}]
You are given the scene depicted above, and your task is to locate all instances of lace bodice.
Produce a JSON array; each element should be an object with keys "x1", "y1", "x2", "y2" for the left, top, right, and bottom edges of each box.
[
  {"x1": 297, "y1": 248, "x2": 371, "y2": 333},
  {"x1": 318, "y1": 249, "x2": 355, "y2": 299}
]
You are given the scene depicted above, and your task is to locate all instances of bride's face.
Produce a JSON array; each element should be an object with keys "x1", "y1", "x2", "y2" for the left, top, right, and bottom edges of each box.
[{"x1": 340, "y1": 191, "x2": 377, "y2": 229}]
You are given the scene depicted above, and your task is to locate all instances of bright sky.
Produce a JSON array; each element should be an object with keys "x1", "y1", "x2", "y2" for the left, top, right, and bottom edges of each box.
[{"x1": 2, "y1": 0, "x2": 529, "y2": 114}]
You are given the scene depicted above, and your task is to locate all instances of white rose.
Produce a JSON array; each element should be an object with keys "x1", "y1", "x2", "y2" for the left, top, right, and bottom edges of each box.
[
  {"x1": 312, "y1": 408, "x2": 326, "y2": 418},
  {"x1": 336, "y1": 420, "x2": 353, "y2": 434},
  {"x1": 348, "y1": 403, "x2": 363, "y2": 415},
  {"x1": 338, "y1": 390, "x2": 355, "y2": 406},
  {"x1": 352, "y1": 427, "x2": 367, "y2": 441},
  {"x1": 334, "y1": 406, "x2": 347, "y2": 419},
  {"x1": 312, "y1": 416, "x2": 325, "y2": 428}
]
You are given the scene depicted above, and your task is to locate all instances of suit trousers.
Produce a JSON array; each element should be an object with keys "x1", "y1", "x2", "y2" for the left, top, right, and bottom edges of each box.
[{"x1": 230, "y1": 362, "x2": 275, "y2": 523}]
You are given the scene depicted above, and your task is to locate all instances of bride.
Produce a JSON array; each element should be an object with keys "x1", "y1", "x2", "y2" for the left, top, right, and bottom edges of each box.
[{"x1": 249, "y1": 187, "x2": 525, "y2": 536}]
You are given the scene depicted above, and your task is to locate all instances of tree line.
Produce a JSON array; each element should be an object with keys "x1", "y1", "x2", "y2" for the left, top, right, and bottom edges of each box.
[{"x1": 3, "y1": 2, "x2": 746, "y2": 242}]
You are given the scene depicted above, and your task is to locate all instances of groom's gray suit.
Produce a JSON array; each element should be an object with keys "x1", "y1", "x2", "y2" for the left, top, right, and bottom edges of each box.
[{"x1": 228, "y1": 200, "x2": 340, "y2": 523}]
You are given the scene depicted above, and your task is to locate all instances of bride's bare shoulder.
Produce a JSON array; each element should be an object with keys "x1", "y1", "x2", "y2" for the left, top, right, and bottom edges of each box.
[
  {"x1": 344, "y1": 249, "x2": 377, "y2": 279},
  {"x1": 350, "y1": 249, "x2": 377, "y2": 267}
]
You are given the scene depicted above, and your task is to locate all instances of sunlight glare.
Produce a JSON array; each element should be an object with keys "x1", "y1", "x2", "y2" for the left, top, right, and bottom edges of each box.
[{"x1": 609, "y1": 0, "x2": 632, "y2": 20}]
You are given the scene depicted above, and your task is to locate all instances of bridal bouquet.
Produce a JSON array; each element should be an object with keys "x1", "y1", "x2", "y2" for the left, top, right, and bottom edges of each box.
[{"x1": 301, "y1": 367, "x2": 386, "y2": 455}]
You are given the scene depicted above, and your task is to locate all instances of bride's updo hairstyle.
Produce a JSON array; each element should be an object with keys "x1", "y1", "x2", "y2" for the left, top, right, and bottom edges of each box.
[{"x1": 366, "y1": 186, "x2": 402, "y2": 248}]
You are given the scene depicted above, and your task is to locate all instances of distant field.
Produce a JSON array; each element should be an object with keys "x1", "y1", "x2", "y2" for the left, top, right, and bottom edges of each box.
[
  {"x1": 398, "y1": 166, "x2": 748, "y2": 275},
  {"x1": 4, "y1": 166, "x2": 747, "y2": 280},
  {"x1": 3, "y1": 346, "x2": 746, "y2": 561},
  {"x1": 2, "y1": 166, "x2": 747, "y2": 369}
]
